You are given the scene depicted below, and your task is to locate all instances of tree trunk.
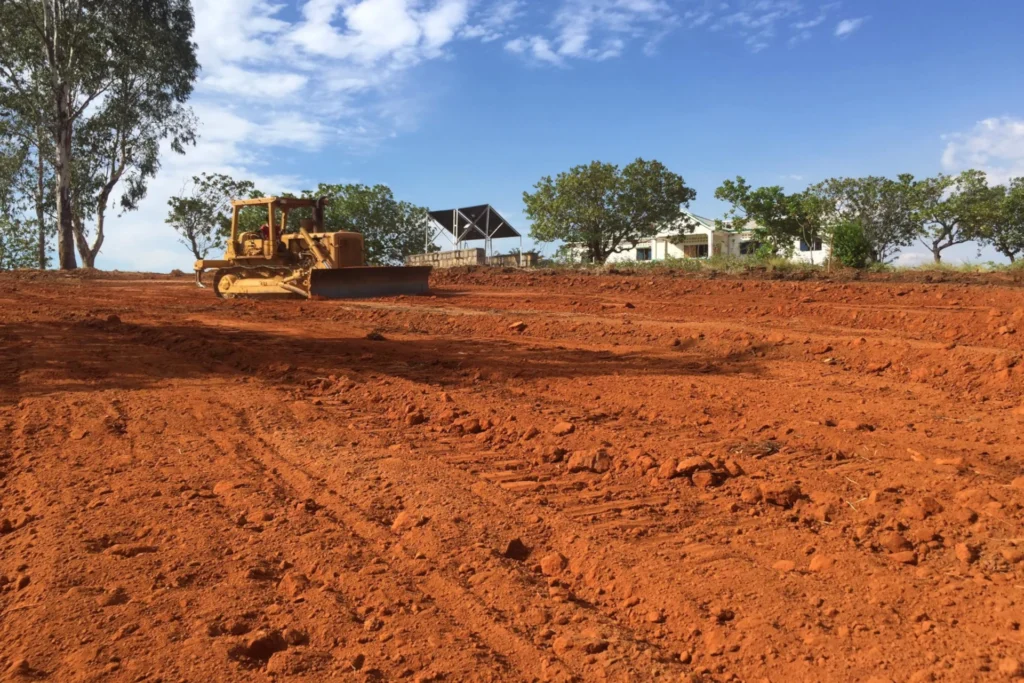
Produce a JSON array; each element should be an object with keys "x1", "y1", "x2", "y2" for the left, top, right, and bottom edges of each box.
[
  {"x1": 932, "y1": 246, "x2": 942, "y2": 264},
  {"x1": 72, "y1": 208, "x2": 103, "y2": 269},
  {"x1": 54, "y1": 96, "x2": 77, "y2": 270},
  {"x1": 35, "y1": 145, "x2": 47, "y2": 269}
]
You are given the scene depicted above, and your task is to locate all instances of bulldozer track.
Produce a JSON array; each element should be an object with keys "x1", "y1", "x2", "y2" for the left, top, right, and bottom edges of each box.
[{"x1": 212, "y1": 266, "x2": 297, "y2": 299}]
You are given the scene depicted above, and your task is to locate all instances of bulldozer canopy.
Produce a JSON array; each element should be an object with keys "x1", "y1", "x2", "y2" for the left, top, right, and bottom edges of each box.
[{"x1": 232, "y1": 197, "x2": 327, "y2": 210}]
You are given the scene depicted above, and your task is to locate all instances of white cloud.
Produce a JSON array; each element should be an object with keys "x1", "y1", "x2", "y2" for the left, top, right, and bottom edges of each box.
[
  {"x1": 895, "y1": 252, "x2": 933, "y2": 267},
  {"x1": 505, "y1": 0, "x2": 674, "y2": 64},
  {"x1": 96, "y1": 0, "x2": 506, "y2": 272},
  {"x1": 463, "y1": 0, "x2": 524, "y2": 42},
  {"x1": 505, "y1": 35, "x2": 564, "y2": 65},
  {"x1": 835, "y1": 17, "x2": 868, "y2": 38},
  {"x1": 941, "y1": 117, "x2": 1024, "y2": 185},
  {"x1": 201, "y1": 65, "x2": 309, "y2": 100},
  {"x1": 504, "y1": 0, "x2": 844, "y2": 62}
]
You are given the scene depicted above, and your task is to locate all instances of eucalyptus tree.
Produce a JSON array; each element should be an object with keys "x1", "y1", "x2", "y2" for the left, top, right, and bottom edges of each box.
[{"x1": 0, "y1": 0, "x2": 198, "y2": 269}]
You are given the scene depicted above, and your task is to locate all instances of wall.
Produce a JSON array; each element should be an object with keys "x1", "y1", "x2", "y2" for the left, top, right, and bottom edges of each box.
[
  {"x1": 406, "y1": 250, "x2": 537, "y2": 269},
  {"x1": 406, "y1": 249, "x2": 486, "y2": 268},
  {"x1": 487, "y1": 253, "x2": 537, "y2": 268}
]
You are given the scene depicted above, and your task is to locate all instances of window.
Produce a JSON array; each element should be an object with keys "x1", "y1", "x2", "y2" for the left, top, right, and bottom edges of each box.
[
  {"x1": 636, "y1": 247, "x2": 653, "y2": 261},
  {"x1": 739, "y1": 241, "x2": 759, "y2": 255},
  {"x1": 682, "y1": 244, "x2": 709, "y2": 258},
  {"x1": 800, "y1": 238, "x2": 824, "y2": 252}
]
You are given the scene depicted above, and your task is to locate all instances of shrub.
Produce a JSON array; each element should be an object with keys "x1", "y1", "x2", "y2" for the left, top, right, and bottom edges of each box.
[{"x1": 831, "y1": 221, "x2": 872, "y2": 268}]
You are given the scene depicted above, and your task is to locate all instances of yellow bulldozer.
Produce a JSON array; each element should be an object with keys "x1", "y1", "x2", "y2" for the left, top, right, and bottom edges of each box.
[{"x1": 193, "y1": 196, "x2": 431, "y2": 299}]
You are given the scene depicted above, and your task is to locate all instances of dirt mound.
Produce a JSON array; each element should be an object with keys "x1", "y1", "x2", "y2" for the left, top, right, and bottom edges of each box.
[{"x1": 0, "y1": 270, "x2": 1022, "y2": 681}]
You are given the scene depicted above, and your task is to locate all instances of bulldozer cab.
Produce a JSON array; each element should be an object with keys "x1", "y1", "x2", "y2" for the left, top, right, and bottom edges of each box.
[{"x1": 227, "y1": 196, "x2": 328, "y2": 261}]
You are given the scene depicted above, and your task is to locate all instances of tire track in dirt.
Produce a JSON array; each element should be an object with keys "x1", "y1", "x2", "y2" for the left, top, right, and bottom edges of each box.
[{"x1": 226, "y1": 395, "x2": 686, "y2": 682}]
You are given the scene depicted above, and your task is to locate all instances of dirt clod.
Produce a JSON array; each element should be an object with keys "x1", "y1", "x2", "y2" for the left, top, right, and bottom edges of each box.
[
  {"x1": 539, "y1": 553, "x2": 568, "y2": 576},
  {"x1": 503, "y1": 538, "x2": 531, "y2": 561},
  {"x1": 551, "y1": 421, "x2": 576, "y2": 436}
]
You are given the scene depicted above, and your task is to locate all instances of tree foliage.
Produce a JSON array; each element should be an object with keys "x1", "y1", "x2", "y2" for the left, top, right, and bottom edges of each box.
[
  {"x1": 983, "y1": 178, "x2": 1024, "y2": 263},
  {"x1": 830, "y1": 221, "x2": 872, "y2": 268},
  {"x1": 0, "y1": 0, "x2": 198, "y2": 269},
  {"x1": 166, "y1": 174, "x2": 257, "y2": 260},
  {"x1": 714, "y1": 177, "x2": 830, "y2": 259},
  {"x1": 813, "y1": 175, "x2": 923, "y2": 264},
  {"x1": 71, "y1": 65, "x2": 197, "y2": 267},
  {"x1": 297, "y1": 184, "x2": 433, "y2": 266},
  {"x1": 525, "y1": 159, "x2": 696, "y2": 264},
  {"x1": 916, "y1": 169, "x2": 997, "y2": 263},
  {"x1": 0, "y1": 134, "x2": 36, "y2": 269}
]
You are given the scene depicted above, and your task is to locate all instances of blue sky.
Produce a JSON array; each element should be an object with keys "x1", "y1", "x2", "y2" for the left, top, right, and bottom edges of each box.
[{"x1": 105, "y1": 0, "x2": 1024, "y2": 270}]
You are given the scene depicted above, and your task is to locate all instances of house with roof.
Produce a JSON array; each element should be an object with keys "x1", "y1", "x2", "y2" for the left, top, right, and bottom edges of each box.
[{"x1": 605, "y1": 212, "x2": 830, "y2": 265}]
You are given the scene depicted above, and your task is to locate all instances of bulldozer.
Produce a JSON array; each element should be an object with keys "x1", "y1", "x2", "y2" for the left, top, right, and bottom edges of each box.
[{"x1": 193, "y1": 196, "x2": 432, "y2": 299}]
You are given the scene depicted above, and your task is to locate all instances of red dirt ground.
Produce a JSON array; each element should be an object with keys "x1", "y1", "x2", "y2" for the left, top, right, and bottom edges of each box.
[{"x1": 1, "y1": 269, "x2": 1023, "y2": 683}]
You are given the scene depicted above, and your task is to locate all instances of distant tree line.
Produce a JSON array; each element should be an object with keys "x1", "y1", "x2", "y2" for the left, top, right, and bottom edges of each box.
[{"x1": 526, "y1": 160, "x2": 1024, "y2": 267}]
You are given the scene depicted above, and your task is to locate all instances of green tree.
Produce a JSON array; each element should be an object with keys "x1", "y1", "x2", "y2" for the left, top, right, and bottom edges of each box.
[
  {"x1": 715, "y1": 178, "x2": 796, "y2": 257},
  {"x1": 0, "y1": 217, "x2": 37, "y2": 269},
  {"x1": 525, "y1": 159, "x2": 696, "y2": 264},
  {"x1": 714, "y1": 178, "x2": 831, "y2": 259},
  {"x1": 916, "y1": 170, "x2": 996, "y2": 263},
  {"x1": 983, "y1": 179, "x2": 1024, "y2": 263},
  {"x1": 0, "y1": 133, "x2": 37, "y2": 269},
  {"x1": 71, "y1": 67, "x2": 197, "y2": 267},
  {"x1": 304, "y1": 184, "x2": 433, "y2": 266},
  {"x1": 166, "y1": 173, "x2": 257, "y2": 260},
  {"x1": 0, "y1": 0, "x2": 199, "y2": 270},
  {"x1": 830, "y1": 221, "x2": 872, "y2": 268},
  {"x1": 0, "y1": 114, "x2": 55, "y2": 268},
  {"x1": 814, "y1": 175, "x2": 923, "y2": 264}
]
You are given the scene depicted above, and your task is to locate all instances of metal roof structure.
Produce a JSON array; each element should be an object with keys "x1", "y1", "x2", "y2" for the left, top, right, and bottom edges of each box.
[{"x1": 428, "y1": 205, "x2": 520, "y2": 243}]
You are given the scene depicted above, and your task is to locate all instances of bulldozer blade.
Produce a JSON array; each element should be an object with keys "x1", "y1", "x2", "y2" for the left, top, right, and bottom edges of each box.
[{"x1": 309, "y1": 266, "x2": 432, "y2": 299}]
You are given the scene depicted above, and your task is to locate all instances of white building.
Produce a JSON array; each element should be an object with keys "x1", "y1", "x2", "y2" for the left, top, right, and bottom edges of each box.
[{"x1": 605, "y1": 212, "x2": 830, "y2": 265}]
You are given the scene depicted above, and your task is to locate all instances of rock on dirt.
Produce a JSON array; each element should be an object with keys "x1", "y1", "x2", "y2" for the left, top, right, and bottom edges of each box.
[
  {"x1": 278, "y1": 571, "x2": 310, "y2": 598},
  {"x1": 808, "y1": 554, "x2": 834, "y2": 572},
  {"x1": 998, "y1": 658, "x2": 1023, "y2": 677},
  {"x1": 889, "y1": 551, "x2": 917, "y2": 565},
  {"x1": 97, "y1": 586, "x2": 129, "y2": 607},
  {"x1": 759, "y1": 482, "x2": 804, "y2": 508},
  {"x1": 503, "y1": 538, "x2": 531, "y2": 562},
  {"x1": 675, "y1": 456, "x2": 712, "y2": 477},
  {"x1": 508, "y1": 321, "x2": 527, "y2": 333},
  {"x1": 566, "y1": 449, "x2": 611, "y2": 474},
  {"x1": 954, "y1": 543, "x2": 979, "y2": 564},
  {"x1": 691, "y1": 470, "x2": 721, "y2": 488},
  {"x1": 391, "y1": 510, "x2": 429, "y2": 533},
  {"x1": 879, "y1": 532, "x2": 911, "y2": 554},
  {"x1": 539, "y1": 553, "x2": 567, "y2": 576},
  {"x1": 229, "y1": 630, "x2": 288, "y2": 664},
  {"x1": 551, "y1": 421, "x2": 576, "y2": 436},
  {"x1": 657, "y1": 458, "x2": 678, "y2": 479}
]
